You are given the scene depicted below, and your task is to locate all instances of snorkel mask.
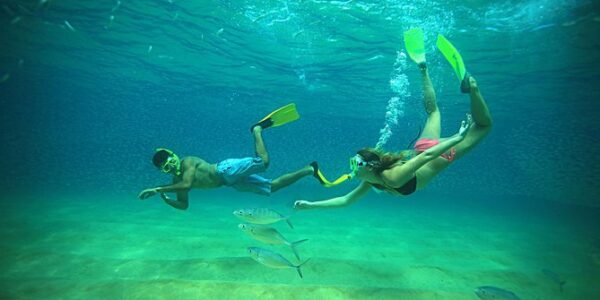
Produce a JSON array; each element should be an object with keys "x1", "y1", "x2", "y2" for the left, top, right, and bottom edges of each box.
[
  {"x1": 349, "y1": 154, "x2": 371, "y2": 178},
  {"x1": 156, "y1": 148, "x2": 182, "y2": 176}
]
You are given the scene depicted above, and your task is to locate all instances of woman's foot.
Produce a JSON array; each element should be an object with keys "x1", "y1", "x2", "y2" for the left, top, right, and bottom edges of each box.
[{"x1": 460, "y1": 72, "x2": 472, "y2": 93}]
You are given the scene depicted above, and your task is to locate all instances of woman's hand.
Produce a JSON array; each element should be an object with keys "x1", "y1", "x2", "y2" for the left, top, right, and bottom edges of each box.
[
  {"x1": 138, "y1": 188, "x2": 158, "y2": 200},
  {"x1": 294, "y1": 200, "x2": 313, "y2": 210},
  {"x1": 457, "y1": 113, "x2": 473, "y2": 139}
]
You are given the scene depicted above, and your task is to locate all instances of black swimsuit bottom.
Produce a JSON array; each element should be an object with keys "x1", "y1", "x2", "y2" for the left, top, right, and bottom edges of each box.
[{"x1": 373, "y1": 176, "x2": 417, "y2": 196}]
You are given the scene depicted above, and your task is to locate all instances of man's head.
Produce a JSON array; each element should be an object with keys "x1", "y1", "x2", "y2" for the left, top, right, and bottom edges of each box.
[{"x1": 153, "y1": 148, "x2": 181, "y2": 176}]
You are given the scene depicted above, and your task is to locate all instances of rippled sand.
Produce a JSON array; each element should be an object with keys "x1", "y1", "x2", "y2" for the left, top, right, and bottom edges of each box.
[{"x1": 1, "y1": 192, "x2": 598, "y2": 299}]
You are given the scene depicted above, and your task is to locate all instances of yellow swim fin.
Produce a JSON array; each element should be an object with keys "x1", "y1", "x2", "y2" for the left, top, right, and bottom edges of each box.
[
  {"x1": 436, "y1": 34, "x2": 471, "y2": 93},
  {"x1": 404, "y1": 28, "x2": 426, "y2": 65},
  {"x1": 251, "y1": 103, "x2": 300, "y2": 131}
]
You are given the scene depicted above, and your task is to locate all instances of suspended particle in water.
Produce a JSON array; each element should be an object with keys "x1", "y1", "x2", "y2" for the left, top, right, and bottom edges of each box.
[
  {"x1": 105, "y1": 15, "x2": 115, "y2": 29},
  {"x1": 148, "y1": 45, "x2": 153, "y2": 53},
  {"x1": 10, "y1": 16, "x2": 22, "y2": 25},
  {"x1": 111, "y1": 0, "x2": 121, "y2": 13},
  {"x1": 64, "y1": 20, "x2": 75, "y2": 32},
  {"x1": 0, "y1": 73, "x2": 10, "y2": 83}
]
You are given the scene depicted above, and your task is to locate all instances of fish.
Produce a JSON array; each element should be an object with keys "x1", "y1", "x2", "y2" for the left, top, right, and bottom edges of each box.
[
  {"x1": 233, "y1": 208, "x2": 293, "y2": 228},
  {"x1": 239, "y1": 223, "x2": 308, "y2": 260},
  {"x1": 474, "y1": 286, "x2": 520, "y2": 300},
  {"x1": 247, "y1": 247, "x2": 310, "y2": 278},
  {"x1": 542, "y1": 269, "x2": 566, "y2": 292}
]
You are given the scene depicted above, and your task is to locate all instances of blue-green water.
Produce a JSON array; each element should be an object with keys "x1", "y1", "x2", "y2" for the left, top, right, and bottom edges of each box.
[{"x1": 1, "y1": 0, "x2": 600, "y2": 299}]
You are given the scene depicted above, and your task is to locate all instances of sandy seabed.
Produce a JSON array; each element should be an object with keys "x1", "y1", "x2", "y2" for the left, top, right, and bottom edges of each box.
[{"x1": 1, "y1": 192, "x2": 598, "y2": 300}]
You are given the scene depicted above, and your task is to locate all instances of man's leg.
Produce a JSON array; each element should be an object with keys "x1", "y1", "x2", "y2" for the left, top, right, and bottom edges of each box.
[
  {"x1": 271, "y1": 165, "x2": 313, "y2": 193},
  {"x1": 252, "y1": 126, "x2": 269, "y2": 168}
]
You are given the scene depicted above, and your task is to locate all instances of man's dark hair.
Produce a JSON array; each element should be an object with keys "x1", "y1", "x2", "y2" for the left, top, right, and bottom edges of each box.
[{"x1": 153, "y1": 150, "x2": 170, "y2": 168}]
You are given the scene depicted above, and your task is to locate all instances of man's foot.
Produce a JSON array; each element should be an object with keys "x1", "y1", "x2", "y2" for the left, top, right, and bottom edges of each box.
[{"x1": 309, "y1": 161, "x2": 325, "y2": 185}]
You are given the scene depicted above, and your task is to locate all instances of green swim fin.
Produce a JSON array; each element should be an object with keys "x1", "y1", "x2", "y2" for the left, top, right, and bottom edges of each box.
[
  {"x1": 251, "y1": 103, "x2": 300, "y2": 132},
  {"x1": 404, "y1": 28, "x2": 426, "y2": 65},
  {"x1": 436, "y1": 34, "x2": 471, "y2": 93}
]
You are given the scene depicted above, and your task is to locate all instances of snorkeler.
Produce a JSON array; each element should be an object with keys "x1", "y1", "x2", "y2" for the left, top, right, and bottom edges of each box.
[
  {"x1": 295, "y1": 30, "x2": 492, "y2": 210},
  {"x1": 138, "y1": 104, "x2": 317, "y2": 210}
]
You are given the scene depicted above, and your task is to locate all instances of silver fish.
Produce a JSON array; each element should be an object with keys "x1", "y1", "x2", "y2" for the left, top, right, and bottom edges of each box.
[
  {"x1": 475, "y1": 286, "x2": 520, "y2": 300},
  {"x1": 239, "y1": 223, "x2": 308, "y2": 260},
  {"x1": 542, "y1": 269, "x2": 566, "y2": 292},
  {"x1": 247, "y1": 247, "x2": 310, "y2": 278},
  {"x1": 233, "y1": 208, "x2": 293, "y2": 228}
]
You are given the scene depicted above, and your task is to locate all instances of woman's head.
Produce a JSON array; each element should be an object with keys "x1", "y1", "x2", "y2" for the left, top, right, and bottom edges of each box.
[{"x1": 351, "y1": 148, "x2": 411, "y2": 179}]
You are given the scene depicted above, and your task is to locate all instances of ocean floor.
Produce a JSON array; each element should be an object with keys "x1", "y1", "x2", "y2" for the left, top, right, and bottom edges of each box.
[{"x1": 1, "y1": 191, "x2": 599, "y2": 299}]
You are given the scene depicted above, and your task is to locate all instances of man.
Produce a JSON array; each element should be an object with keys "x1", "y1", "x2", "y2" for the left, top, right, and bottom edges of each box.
[{"x1": 138, "y1": 104, "x2": 316, "y2": 210}]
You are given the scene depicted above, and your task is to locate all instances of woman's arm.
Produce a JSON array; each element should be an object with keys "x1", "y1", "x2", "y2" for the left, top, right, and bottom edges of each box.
[
  {"x1": 383, "y1": 115, "x2": 472, "y2": 187},
  {"x1": 294, "y1": 181, "x2": 372, "y2": 210}
]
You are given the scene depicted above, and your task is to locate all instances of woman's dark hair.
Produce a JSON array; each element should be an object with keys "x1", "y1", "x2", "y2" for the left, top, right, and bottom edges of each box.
[
  {"x1": 357, "y1": 148, "x2": 411, "y2": 174},
  {"x1": 152, "y1": 150, "x2": 170, "y2": 168}
]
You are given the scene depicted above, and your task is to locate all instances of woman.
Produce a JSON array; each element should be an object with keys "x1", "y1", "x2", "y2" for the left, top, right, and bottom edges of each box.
[{"x1": 294, "y1": 58, "x2": 493, "y2": 210}]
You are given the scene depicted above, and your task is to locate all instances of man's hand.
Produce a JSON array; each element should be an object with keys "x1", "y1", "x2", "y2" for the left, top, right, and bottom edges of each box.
[
  {"x1": 138, "y1": 188, "x2": 158, "y2": 200},
  {"x1": 294, "y1": 200, "x2": 312, "y2": 210}
]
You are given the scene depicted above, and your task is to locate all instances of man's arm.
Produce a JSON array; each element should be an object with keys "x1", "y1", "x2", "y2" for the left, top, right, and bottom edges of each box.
[
  {"x1": 294, "y1": 181, "x2": 372, "y2": 210},
  {"x1": 138, "y1": 164, "x2": 195, "y2": 200}
]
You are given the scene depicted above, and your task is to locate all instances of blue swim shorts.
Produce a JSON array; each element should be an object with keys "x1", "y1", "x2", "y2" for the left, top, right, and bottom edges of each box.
[{"x1": 216, "y1": 157, "x2": 272, "y2": 196}]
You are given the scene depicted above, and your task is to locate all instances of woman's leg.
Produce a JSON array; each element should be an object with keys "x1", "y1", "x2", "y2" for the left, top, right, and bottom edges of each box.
[
  {"x1": 452, "y1": 76, "x2": 493, "y2": 159},
  {"x1": 271, "y1": 165, "x2": 313, "y2": 193},
  {"x1": 415, "y1": 76, "x2": 492, "y2": 189},
  {"x1": 418, "y1": 65, "x2": 442, "y2": 140},
  {"x1": 252, "y1": 126, "x2": 270, "y2": 168}
]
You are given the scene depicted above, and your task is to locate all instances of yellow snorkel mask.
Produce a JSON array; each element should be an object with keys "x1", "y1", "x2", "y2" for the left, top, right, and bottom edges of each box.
[{"x1": 155, "y1": 148, "x2": 182, "y2": 176}]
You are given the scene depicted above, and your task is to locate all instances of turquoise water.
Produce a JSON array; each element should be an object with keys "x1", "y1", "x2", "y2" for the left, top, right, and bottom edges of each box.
[{"x1": 1, "y1": 0, "x2": 599, "y2": 299}]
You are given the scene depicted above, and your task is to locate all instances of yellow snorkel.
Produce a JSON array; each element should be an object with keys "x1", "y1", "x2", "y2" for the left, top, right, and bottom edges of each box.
[
  {"x1": 310, "y1": 157, "x2": 366, "y2": 188},
  {"x1": 155, "y1": 148, "x2": 182, "y2": 176}
]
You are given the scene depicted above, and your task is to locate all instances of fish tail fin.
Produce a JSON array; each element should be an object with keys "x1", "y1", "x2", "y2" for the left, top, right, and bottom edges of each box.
[
  {"x1": 290, "y1": 239, "x2": 309, "y2": 261},
  {"x1": 295, "y1": 258, "x2": 311, "y2": 279},
  {"x1": 285, "y1": 218, "x2": 294, "y2": 229}
]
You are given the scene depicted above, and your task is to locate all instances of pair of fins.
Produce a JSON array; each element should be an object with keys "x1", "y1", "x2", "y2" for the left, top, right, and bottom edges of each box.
[{"x1": 403, "y1": 28, "x2": 472, "y2": 93}]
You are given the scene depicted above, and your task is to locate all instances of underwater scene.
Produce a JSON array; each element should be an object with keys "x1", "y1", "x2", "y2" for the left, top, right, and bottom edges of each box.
[{"x1": 1, "y1": 0, "x2": 600, "y2": 299}]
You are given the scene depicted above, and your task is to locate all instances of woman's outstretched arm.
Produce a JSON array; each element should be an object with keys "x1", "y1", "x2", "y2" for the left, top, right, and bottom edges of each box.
[{"x1": 294, "y1": 181, "x2": 372, "y2": 210}]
